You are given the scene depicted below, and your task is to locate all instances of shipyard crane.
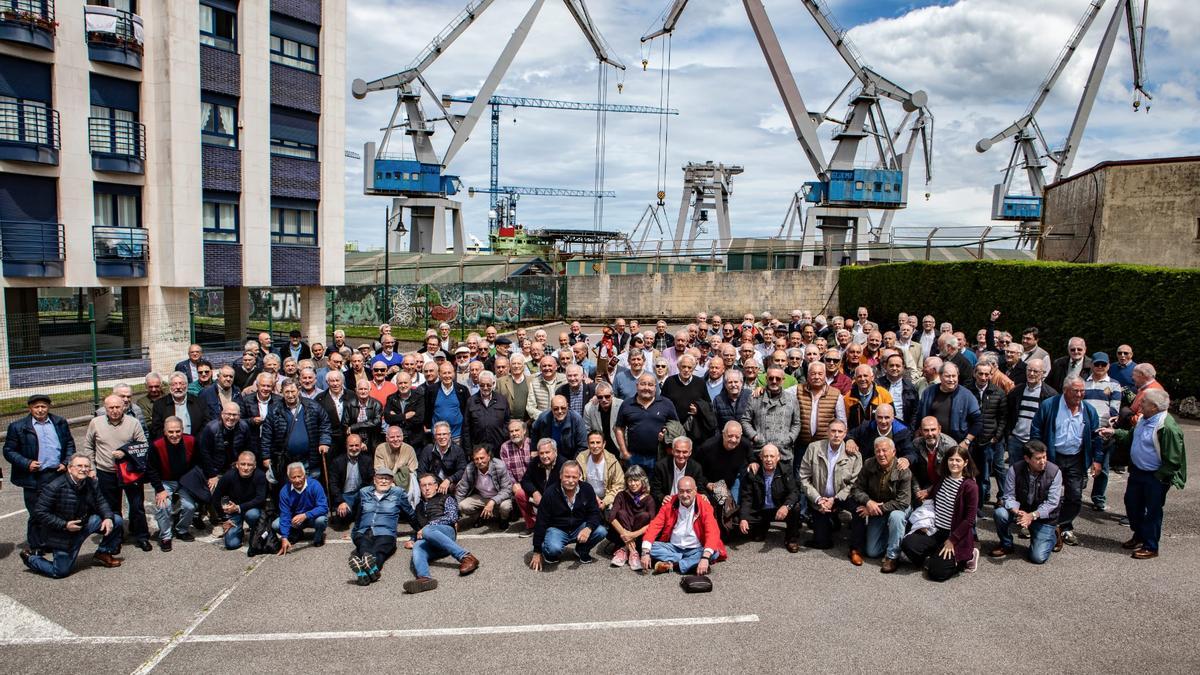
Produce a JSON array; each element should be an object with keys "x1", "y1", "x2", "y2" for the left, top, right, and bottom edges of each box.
[
  {"x1": 976, "y1": 0, "x2": 1150, "y2": 247},
  {"x1": 642, "y1": 0, "x2": 933, "y2": 264},
  {"x1": 351, "y1": 0, "x2": 624, "y2": 254},
  {"x1": 443, "y1": 94, "x2": 677, "y2": 229}
]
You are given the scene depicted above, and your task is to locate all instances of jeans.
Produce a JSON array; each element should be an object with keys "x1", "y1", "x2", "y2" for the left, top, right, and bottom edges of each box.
[
  {"x1": 458, "y1": 494, "x2": 514, "y2": 526},
  {"x1": 1125, "y1": 467, "x2": 1169, "y2": 552},
  {"x1": 1090, "y1": 438, "x2": 1113, "y2": 507},
  {"x1": 411, "y1": 523, "x2": 467, "y2": 577},
  {"x1": 223, "y1": 508, "x2": 262, "y2": 549},
  {"x1": 649, "y1": 541, "x2": 705, "y2": 574},
  {"x1": 24, "y1": 514, "x2": 124, "y2": 579},
  {"x1": 1005, "y1": 436, "x2": 1028, "y2": 469},
  {"x1": 852, "y1": 508, "x2": 910, "y2": 559},
  {"x1": 333, "y1": 491, "x2": 361, "y2": 525},
  {"x1": 1055, "y1": 451, "x2": 1086, "y2": 531},
  {"x1": 272, "y1": 514, "x2": 328, "y2": 544},
  {"x1": 993, "y1": 507, "x2": 1056, "y2": 564},
  {"x1": 627, "y1": 454, "x2": 656, "y2": 471},
  {"x1": 972, "y1": 442, "x2": 1005, "y2": 506},
  {"x1": 153, "y1": 481, "x2": 198, "y2": 541},
  {"x1": 97, "y1": 470, "x2": 150, "y2": 543},
  {"x1": 541, "y1": 522, "x2": 608, "y2": 561}
]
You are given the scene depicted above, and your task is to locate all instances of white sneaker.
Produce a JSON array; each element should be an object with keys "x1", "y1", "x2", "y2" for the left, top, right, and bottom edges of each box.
[{"x1": 964, "y1": 547, "x2": 979, "y2": 573}]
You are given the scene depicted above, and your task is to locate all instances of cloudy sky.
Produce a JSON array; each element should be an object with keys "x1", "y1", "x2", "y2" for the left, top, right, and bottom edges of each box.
[{"x1": 342, "y1": 0, "x2": 1199, "y2": 249}]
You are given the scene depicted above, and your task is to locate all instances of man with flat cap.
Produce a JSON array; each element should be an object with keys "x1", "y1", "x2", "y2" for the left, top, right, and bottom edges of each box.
[
  {"x1": 483, "y1": 336, "x2": 512, "y2": 373},
  {"x1": 4, "y1": 394, "x2": 75, "y2": 555}
]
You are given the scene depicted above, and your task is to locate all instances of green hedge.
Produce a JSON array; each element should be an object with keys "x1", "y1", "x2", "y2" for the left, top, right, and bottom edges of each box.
[{"x1": 840, "y1": 260, "x2": 1200, "y2": 397}]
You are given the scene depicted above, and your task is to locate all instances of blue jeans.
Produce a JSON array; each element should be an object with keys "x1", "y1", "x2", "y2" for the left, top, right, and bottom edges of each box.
[
  {"x1": 223, "y1": 508, "x2": 262, "y2": 549},
  {"x1": 1125, "y1": 467, "x2": 1169, "y2": 552},
  {"x1": 1091, "y1": 438, "x2": 1113, "y2": 507},
  {"x1": 153, "y1": 481, "x2": 198, "y2": 541},
  {"x1": 972, "y1": 442, "x2": 1005, "y2": 505},
  {"x1": 541, "y1": 522, "x2": 608, "y2": 561},
  {"x1": 853, "y1": 508, "x2": 910, "y2": 559},
  {"x1": 1005, "y1": 436, "x2": 1027, "y2": 469},
  {"x1": 628, "y1": 454, "x2": 656, "y2": 471},
  {"x1": 993, "y1": 507, "x2": 1055, "y2": 564},
  {"x1": 411, "y1": 523, "x2": 468, "y2": 577},
  {"x1": 648, "y1": 541, "x2": 705, "y2": 574},
  {"x1": 24, "y1": 514, "x2": 125, "y2": 579},
  {"x1": 272, "y1": 514, "x2": 328, "y2": 544}
]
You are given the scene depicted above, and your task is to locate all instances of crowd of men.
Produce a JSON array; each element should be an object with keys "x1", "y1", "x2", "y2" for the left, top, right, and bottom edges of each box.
[{"x1": 2, "y1": 310, "x2": 1187, "y2": 588}]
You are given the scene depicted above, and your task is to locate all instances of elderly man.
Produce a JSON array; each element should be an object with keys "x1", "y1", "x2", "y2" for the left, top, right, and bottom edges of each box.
[
  {"x1": 1102, "y1": 388, "x2": 1186, "y2": 559},
  {"x1": 496, "y1": 353, "x2": 532, "y2": 424},
  {"x1": 797, "y1": 362, "x2": 848, "y2": 449},
  {"x1": 990, "y1": 440, "x2": 1062, "y2": 564},
  {"x1": 612, "y1": 349, "x2": 652, "y2": 402},
  {"x1": 240, "y1": 373, "x2": 282, "y2": 465},
  {"x1": 1129, "y1": 363, "x2": 1165, "y2": 425},
  {"x1": 147, "y1": 417, "x2": 204, "y2": 550},
  {"x1": 847, "y1": 403, "x2": 912, "y2": 460},
  {"x1": 583, "y1": 381, "x2": 622, "y2": 456},
  {"x1": 660, "y1": 354, "x2": 715, "y2": 439},
  {"x1": 738, "y1": 444, "x2": 802, "y2": 551},
  {"x1": 915, "y1": 363, "x2": 982, "y2": 449},
  {"x1": 1003, "y1": 358, "x2": 1056, "y2": 468},
  {"x1": 381, "y1": 371, "x2": 425, "y2": 449},
  {"x1": 297, "y1": 367, "x2": 323, "y2": 401},
  {"x1": 313, "y1": 369, "x2": 350, "y2": 458},
  {"x1": 642, "y1": 476, "x2": 726, "y2": 575},
  {"x1": 261, "y1": 380, "x2": 332, "y2": 486},
  {"x1": 212, "y1": 451, "x2": 267, "y2": 550},
  {"x1": 713, "y1": 369, "x2": 751, "y2": 433},
  {"x1": 137, "y1": 372, "x2": 167, "y2": 421},
  {"x1": 527, "y1": 356, "x2": 566, "y2": 420},
  {"x1": 151, "y1": 372, "x2": 208, "y2": 440},
  {"x1": 529, "y1": 460, "x2": 607, "y2": 569},
  {"x1": 651, "y1": 437, "x2": 710, "y2": 505},
  {"x1": 232, "y1": 351, "x2": 262, "y2": 392},
  {"x1": 844, "y1": 364, "x2": 893, "y2": 430},
  {"x1": 876, "y1": 353, "x2": 918, "y2": 429},
  {"x1": 274, "y1": 462, "x2": 329, "y2": 553},
  {"x1": 421, "y1": 361, "x2": 468, "y2": 446},
  {"x1": 615, "y1": 374, "x2": 679, "y2": 469},
  {"x1": 697, "y1": 421, "x2": 753, "y2": 507},
  {"x1": 660, "y1": 330, "x2": 692, "y2": 376},
  {"x1": 417, "y1": 421, "x2": 469, "y2": 496},
  {"x1": 970, "y1": 360, "x2": 1009, "y2": 507},
  {"x1": 1083, "y1": 353, "x2": 1123, "y2": 511},
  {"x1": 555, "y1": 364, "x2": 595, "y2": 416},
  {"x1": 328, "y1": 434, "x2": 375, "y2": 528},
  {"x1": 742, "y1": 367, "x2": 802, "y2": 466},
  {"x1": 175, "y1": 344, "x2": 205, "y2": 383},
  {"x1": 5, "y1": 393, "x2": 74, "y2": 556},
  {"x1": 519, "y1": 438, "x2": 567, "y2": 535},
  {"x1": 849, "y1": 437, "x2": 912, "y2": 571},
  {"x1": 21, "y1": 456, "x2": 124, "y2": 577},
  {"x1": 1110, "y1": 344, "x2": 1137, "y2": 391},
  {"x1": 1030, "y1": 376, "x2": 1104, "y2": 548},
  {"x1": 578, "y1": 431, "x2": 625, "y2": 513},
  {"x1": 455, "y1": 445, "x2": 516, "y2": 529},
  {"x1": 82, "y1": 393, "x2": 151, "y2": 551},
  {"x1": 278, "y1": 329, "x2": 312, "y2": 363},
  {"x1": 531, "y1": 394, "x2": 589, "y2": 457},
  {"x1": 1048, "y1": 337, "x2": 1092, "y2": 393},
  {"x1": 348, "y1": 468, "x2": 416, "y2": 587},
  {"x1": 200, "y1": 365, "x2": 243, "y2": 419},
  {"x1": 798, "y1": 420, "x2": 862, "y2": 551}
]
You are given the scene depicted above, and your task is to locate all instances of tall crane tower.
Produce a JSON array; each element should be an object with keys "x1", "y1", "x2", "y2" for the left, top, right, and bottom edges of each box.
[
  {"x1": 351, "y1": 0, "x2": 624, "y2": 254},
  {"x1": 642, "y1": 0, "x2": 934, "y2": 264},
  {"x1": 976, "y1": 0, "x2": 1150, "y2": 247}
]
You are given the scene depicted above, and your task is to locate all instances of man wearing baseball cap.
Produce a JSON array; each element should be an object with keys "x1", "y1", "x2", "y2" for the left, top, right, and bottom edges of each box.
[
  {"x1": 1083, "y1": 352, "x2": 1123, "y2": 512},
  {"x1": 4, "y1": 394, "x2": 74, "y2": 555}
]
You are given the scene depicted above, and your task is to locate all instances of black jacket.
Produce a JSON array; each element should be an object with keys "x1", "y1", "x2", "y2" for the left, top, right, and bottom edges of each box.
[
  {"x1": 3, "y1": 414, "x2": 75, "y2": 488},
  {"x1": 554, "y1": 382, "x2": 596, "y2": 410},
  {"x1": 532, "y1": 481, "x2": 603, "y2": 552},
  {"x1": 239, "y1": 393, "x2": 283, "y2": 458},
  {"x1": 343, "y1": 396, "x2": 383, "y2": 448},
  {"x1": 738, "y1": 466, "x2": 801, "y2": 518},
  {"x1": 849, "y1": 420, "x2": 913, "y2": 460},
  {"x1": 875, "y1": 374, "x2": 920, "y2": 429},
  {"x1": 1002, "y1": 382, "x2": 1058, "y2": 439},
  {"x1": 1047, "y1": 356, "x2": 1093, "y2": 393},
  {"x1": 276, "y1": 341, "x2": 312, "y2": 362},
  {"x1": 260, "y1": 399, "x2": 333, "y2": 467},
  {"x1": 1000, "y1": 359, "x2": 1027, "y2": 388},
  {"x1": 327, "y1": 452, "x2": 374, "y2": 506},
  {"x1": 212, "y1": 467, "x2": 268, "y2": 522},
  {"x1": 34, "y1": 473, "x2": 114, "y2": 551},
  {"x1": 464, "y1": 392, "x2": 511, "y2": 453},
  {"x1": 150, "y1": 395, "x2": 209, "y2": 441},
  {"x1": 417, "y1": 443, "x2": 469, "y2": 486},
  {"x1": 314, "y1": 388, "x2": 350, "y2": 453},
  {"x1": 521, "y1": 454, "x2": 567, "y2": 498},
  {"x1": 196, "y1": 418, "x2": 251, "y2": 477},
  {"x1": 422, "y1": 381, "x2": 471, "y2": 432},
  {"x1": 650, "y1": 458, "x2": 709, "y2": 505},
  {"x1": 382, "y1": 391, "x2": 427, "y2": 449},
  {"x1": 969, "y1": 382, "x2": 1008, "y2": 446}
]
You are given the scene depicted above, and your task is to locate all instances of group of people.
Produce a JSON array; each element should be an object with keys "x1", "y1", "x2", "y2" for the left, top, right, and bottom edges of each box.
[{"x1": 2, "y1": 308, "x2": 1186, "y2": 589}]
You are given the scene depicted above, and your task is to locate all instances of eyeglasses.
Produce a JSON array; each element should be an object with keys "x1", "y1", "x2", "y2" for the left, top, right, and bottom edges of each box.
[
  {"x1": 823, "y1": 358, "x2": 840, "y2": 364},
  {"x1": 596, "y1": 394, "x2": 612, "y2": 400},
  {"x1": 767, "y1": 376, "x2": 783, "y2": 382},
  {"x1": 655, "y1": 364, "x2": 668, "y2": 368},
  {"x1": 1117, "y1": 351, "x2": 1131, "y2": 355},
  {"x1": 198, "y1": 369, "x2": 212, "y2": 375},
  {"x1": 372, "y1": 369, "x2": 387, "y2": 373}
]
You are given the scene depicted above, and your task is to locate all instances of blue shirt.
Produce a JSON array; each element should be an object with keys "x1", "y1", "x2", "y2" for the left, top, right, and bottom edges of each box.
[
  {"x1": 614, "y1": 396, "x2": 679, "y2": 458},
  {"x1": 1053, "y1": 397, "x2": 1084, "y2": 455},
  {"x1": 32, "y1": 417, "x2": 62, "y2": 471},
  {"x1": 705, "y1": 377, "x2": 724, "y2": 402},
  {"x1": 1131, "y1": 411, "x2": 1164, "y2": 472},
  {"x1": 1110, "y1": 361, "x2": 1136, "y2": 390}
]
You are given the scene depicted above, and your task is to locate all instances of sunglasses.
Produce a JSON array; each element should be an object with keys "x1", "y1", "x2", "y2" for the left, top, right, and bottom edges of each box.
[
  {"x1": 823, "y1": 358, "x2": 841, "y2": 363},
  {"x1": 655, "y1": 364, "x2": 668, "y2": 368},
  {"x1": 596, "y1": 394, "x2": 612, "y2": 400},
  {"x1": 198, "y1": 370, "x2": 212, "y2": 375},
  {"x1": 372, "y1": 369, "x2": 387, "y2": 373}
]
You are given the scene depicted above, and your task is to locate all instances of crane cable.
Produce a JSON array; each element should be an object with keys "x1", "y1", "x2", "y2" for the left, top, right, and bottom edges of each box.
[
  {"x1": 593, "y1": 63, "x2": 609, "y2": 231},
  {"x1": 654, "y1": 34, "x2": 673, "y2": 203}
]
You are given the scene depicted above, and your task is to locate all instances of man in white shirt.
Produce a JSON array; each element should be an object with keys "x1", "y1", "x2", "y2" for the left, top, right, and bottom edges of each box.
[{"x1": 640, "y1": 476, "x2": 726, "y2": 575}]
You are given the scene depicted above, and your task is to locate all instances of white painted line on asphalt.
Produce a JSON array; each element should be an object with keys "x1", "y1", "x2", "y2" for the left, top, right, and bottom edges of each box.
[
  {"x1": 130, "y1": 555, "x2": 268, "y2": 675},
  {"x1": 0, "y1": 635, "x2": 167, "y2": 647},
  {"x1": 193, "y1": 531, "x2": 522, "y2": 545},
  {"x1": 187, "y1": 614, "x2": 761, "y2": 644},
  {"x1": 0, "y1": 509, "x2": 27, "y2": 520}
]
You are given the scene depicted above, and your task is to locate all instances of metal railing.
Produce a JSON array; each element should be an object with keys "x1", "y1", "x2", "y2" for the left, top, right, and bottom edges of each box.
[
  {"x1": 88, "y1": 116, "x2": 145, "y2": 159},
  {"x1": 0, "y1": 220, "x2": 64, "y2": 263},
  {"x1": 84, "y1": 5, "x2": 143, "y2": 53},
  {"x1": 92, "y1": 225, "x2": 148, "y2": 262},
  {"x1": 0, "y1": 0, "x2": 55, "y2": 29},
  {"x1": 0, "y1": 100, "x2": 59, "y2": 148}
]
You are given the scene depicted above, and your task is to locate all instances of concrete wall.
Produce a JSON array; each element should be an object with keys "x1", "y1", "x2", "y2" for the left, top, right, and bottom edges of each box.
[{"x1": 568, "y1": 269, "x2": 840, "y2": 321}]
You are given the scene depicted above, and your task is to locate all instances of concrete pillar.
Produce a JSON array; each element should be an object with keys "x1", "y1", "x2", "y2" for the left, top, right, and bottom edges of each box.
[
  {"x1": 130, "y1": 286, "x2": 191, "y2": 377},
  {"x1": 224, "y1": 287, "x2": 250, "y2": 343},
  {"x1": 91, "y1": 288, "x2": 116, "y2": 332},
  {"x1": 299, "y1": 286, "x2": 326, "y2": 346}
]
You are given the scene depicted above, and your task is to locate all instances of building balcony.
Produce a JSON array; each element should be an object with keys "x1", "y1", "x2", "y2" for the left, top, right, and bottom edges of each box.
[
  {"x1": 0, "y1": 100, "x2": 59, "y2": 164},
  {"x1": 93, "y1": 225, "x2": 147, "y2": 277},
  {"x1": 0, "y1": 220, "x2": 64, "y2": 277},
  {"x1": 0, "y1": 0, "x2": 56, "y2": 50},
  {"x1": 88, "y1": 116, "x2": 145, "y2": 173},
  {"x1": 84, "y1": 5, "x2": 143, "y2": 70}
]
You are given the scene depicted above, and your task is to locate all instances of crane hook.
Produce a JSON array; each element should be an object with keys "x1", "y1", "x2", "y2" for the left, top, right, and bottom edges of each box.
[
  {"x1": 617, "y1": 83, "x2": 623, "y2": 94},
  {"x1": 641, "y1": 58, "x2": 649, "y2": 71}
]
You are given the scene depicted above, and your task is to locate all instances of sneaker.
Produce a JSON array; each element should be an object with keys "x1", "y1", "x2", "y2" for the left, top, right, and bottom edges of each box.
[
  {"x1": 1061, "y1": 530, "x2": 1079, "y2": 546},
  {"x1": 363, "y1": 553, "x2": 382, "y2": 582},
  {"x1": 964, "y1": 548, "x2": 979, "y2": 573},
  {"x1": 518, "y1": 529, "x2": 534, "y2": 538},
  {"x1": 576, "y1": 549, "x2": 596, "y2": 564},
  {"x1": 628, "y1": 551, "x2": 644, "y2": 572},
  {"x1": 610, "y1": 548, "x2": 628, "y2": 567},
  {"x1": 159, "y1": 538, "x2": 173, "y2": 552},
  {"x1": 402, "y1": 577, "x2": 438, "y2": 594},
  {"x1": 349, "y1": 555, "x2": 370, "y2": 586},
  {"x1": 1118, "y1": 516, "x2": 1130, "y2": 527}
]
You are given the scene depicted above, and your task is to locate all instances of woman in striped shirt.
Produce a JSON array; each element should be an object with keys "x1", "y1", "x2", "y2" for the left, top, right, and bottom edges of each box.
[{"x1": 901, "y1": 446, "x2": 980, "y2": 581}]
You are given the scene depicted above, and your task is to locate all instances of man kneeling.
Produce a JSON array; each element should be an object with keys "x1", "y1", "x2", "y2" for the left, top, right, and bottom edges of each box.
[
  {"x1": 642, "y1": 477, "x2": 726, "y2": 575},
  {"x1": 273, "y1": 462, "x2": 329, "y2": 554},
  {"x1": 349, "y1": 468, "x2": 415, "y2": 586},
  {"x1": 22, "y1": 456, "x2": 124, "y2": 578},
  {"x1": 529, "y1": 461, "x2": 607, "y2": 570},
  {"x1": 404, "y1": 474, "x2": 480, "y2": 593}
]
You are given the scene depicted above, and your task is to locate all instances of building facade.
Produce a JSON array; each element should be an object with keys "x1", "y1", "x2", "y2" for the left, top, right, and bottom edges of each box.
[{"x1": 0, "y1": 0, "x2": 345, "y2": 381}]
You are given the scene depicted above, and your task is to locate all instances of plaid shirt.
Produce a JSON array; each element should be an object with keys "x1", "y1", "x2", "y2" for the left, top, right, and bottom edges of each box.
[{"x1": 500, "y1": 438, "x2": 532, "y2": 483}]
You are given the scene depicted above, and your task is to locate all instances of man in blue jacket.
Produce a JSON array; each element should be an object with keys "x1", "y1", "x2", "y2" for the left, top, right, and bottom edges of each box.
[
  {"x1": 260, "y1": 380, "x2": 331, "y2": 486},
  {"x1": 531, "y1": 395, "x2": 589, "y2": 457},
  {"x1": 4, "y1": 394, "x2": 74, "y2": 555},
  {"x1": 1030, "y1": 376, "x2": 1104, "y2": 549},
  {"x1": 273, "y1": 462, "x2": 329, "y2": 553},
  {"x1": 915, "y1": 362, "x2": 982, "y2": 451},
  {"x1": 349, "y1": 468, "x2": 416, "y2": 586}
]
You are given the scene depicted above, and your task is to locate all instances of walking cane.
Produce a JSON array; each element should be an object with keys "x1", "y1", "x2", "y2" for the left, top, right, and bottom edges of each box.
[{"x1": 321, "y1": 450, "x2": 331, "y2": 497}]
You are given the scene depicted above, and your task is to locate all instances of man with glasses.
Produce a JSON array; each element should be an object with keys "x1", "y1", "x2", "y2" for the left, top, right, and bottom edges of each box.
[
  {"x1": 822, "y1": 350, "x2": 853, "y2": 395},
  {"x1": 583, "y1": 381, "x2": 622, "y2": 456},
  {"x1": 532, "y1": 395, "x2": 589, "y2": 457},
  {"x1": 186, "y1": 361, "x2": 216, "y2": 397},
  {"x1": 615, "y1": 374, "x2": 679, "y2": 469},
  {"x1": 372, "y1": 336, "x2": 403, "y2": 377},
  {"x1": 1082, "y1": 353, "x2": 1122, "y2": 511},
  {"x1": 367, "y1": 362, "x2": 398, "y2": 408},
  {"x1": 1110, "y1": 345, "x2": 1137, "y2": 391}
]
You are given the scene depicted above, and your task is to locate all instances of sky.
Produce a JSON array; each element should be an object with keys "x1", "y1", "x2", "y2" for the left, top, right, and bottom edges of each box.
[{"x1": 342, "y1": 0, "x2": 1200, "y2": 250}]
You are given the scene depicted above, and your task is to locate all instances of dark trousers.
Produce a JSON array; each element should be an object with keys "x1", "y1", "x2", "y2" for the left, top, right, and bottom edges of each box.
[
  {"x1": 22, "y1": 482, "x2": 44, "y2": 550},
  {"x1": 1125, "y1": 467, "x2": 1170, "y2": 552},
  {"x1": 352, "y1": 530, "x2": 398, "y2": 567},
  {"x1": 1055, "y1": 451, "x2": 1086, "y2": 531},
  {"x1": 96, "y1": 470, "x2": 150, "y2": 543},
  {"x1": 808, "y1": 499, "x2": 852, "y2": 548},
  {"x1": 901, "y1": 528, "x2": 960, "y2": 582},
  {"x1": 744, "y1": 507, "x2": 802, "y2": 543}
]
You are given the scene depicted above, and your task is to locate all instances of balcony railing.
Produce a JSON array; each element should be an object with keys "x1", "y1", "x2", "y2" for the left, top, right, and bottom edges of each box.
[
  {"x1": 93, "y1": 225, "x2": 148, "y2": 277},
  {"x1": 0, "y1": 220, "x2": 64, "y2": 277},
  {"x1": 88, "y1": 116, "x2": 145, "y2": 173},
  {"x1": 0, "y1": 100, "x2": 60, "y2": 164},
  {"x1": 85, "y1": 5, "x2": 143, "y2": 69},
  {"x1": 0, "y1": 0, "x2": 56, "y2": 50}
]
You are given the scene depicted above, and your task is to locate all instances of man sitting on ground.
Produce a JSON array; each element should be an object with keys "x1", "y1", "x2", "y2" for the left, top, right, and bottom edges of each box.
[
  {"x1": 642, "y1": 476, "x2": 726, "y2": 575},
  {"x1": 455, "y1": 445, "x2": 516, "y2": 529},
  {"x1": 737, "y1": 444, "x2": 802, "y2": 552},
  {"x1": 349, "y1": 468, "x2": 416, "y2": 587},
  {"x1": 212, "y1": 451, "x2": 267, "y2": 550},
  {"x1": 528, "y1": 461, "x2": 607, "y2": 570},
  {"x1": 404, "y1": 474, "x2": 480, "y2": 593}
]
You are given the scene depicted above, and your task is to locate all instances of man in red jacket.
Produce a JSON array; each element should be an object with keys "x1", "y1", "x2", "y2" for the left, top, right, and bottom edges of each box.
[
  {"x1": 640, "y1": 477, "x2": 726, "y2": 575},
  {"x1": 147, "y1": 417, "x2": 203, "y2": 551}
]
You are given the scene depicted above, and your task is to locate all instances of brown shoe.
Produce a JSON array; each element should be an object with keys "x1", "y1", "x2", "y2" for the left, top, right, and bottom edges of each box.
[
  {"x1": 93, "y1": 552, "x2": 124, "y2": 568},
  {"x1": 1052, "y1": 527, "x2": 1064, "y2": 553},
  {"x1": 1131, "y1": 548, "x2": 1158, "y2": 560},
  {"x1": 848, "y1": 549, "x2": 864, "y2": 566},
  {"x1": 652, "y1": 561, "x2": 673, "y2": 575},
  {"x1": 785, "y1": 541, "x2": 800, "y2": 554},
  {"x1": 988, "y1": 545, "x2": 1013, "y2": 558},
  {"x1": 879, "y1": 557, "x2": 898, "y2": 574},
  {"x1": 458, "y1": 553, "x2": 479, "y2": 576},
  {"x1": 1121, "y1": 536, "x2": 1144, "y2": 551}
]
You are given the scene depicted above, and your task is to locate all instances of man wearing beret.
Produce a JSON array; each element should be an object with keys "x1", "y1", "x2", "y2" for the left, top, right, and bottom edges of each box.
[{"x1": 4, "y1": 394, "x2": 75, "y2": 555}]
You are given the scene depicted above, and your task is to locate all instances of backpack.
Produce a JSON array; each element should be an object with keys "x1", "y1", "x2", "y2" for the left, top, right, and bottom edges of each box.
[{"x1": 247, "y1": 512, "x2": 281, "y2": 557}]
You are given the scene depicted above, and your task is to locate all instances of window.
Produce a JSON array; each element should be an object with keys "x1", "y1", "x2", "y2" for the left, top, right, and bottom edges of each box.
[
  {"x1": 0, "y1": 96, "x2": 50, "y2": 145},
  {"x1": 201, "y1": 101, "x2": 236, "y2": 147},
  {"x1": 94, "y1": 191, "x2": 140, "y2": 228},
  {"x1": 91, "y1": 0, "x2": 137, "y2": 12},
  {"x1": 89, "y1": 104, "x2": 139, "y2": 155},
  {"x1": 200, "y1": 4, "x2": 237, "y2": 51},
  {"x1": 270, "y1": 138, "x2": 317, "y2": 160},
  {"x1": 270, "y1": 35, "x2": 317, "y2": 72},
  {"x1": 203, "y1": 201, "x2": 239, "y2": 242},
  {"x1": 271, "y1": 206, "x2": 317, "y2": 245}
]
